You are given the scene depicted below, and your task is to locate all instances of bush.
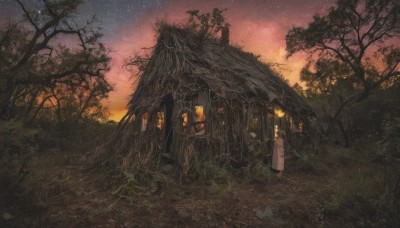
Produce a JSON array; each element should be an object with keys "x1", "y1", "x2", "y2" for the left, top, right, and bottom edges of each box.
[
  {"x1": 0, "y1": 119, "x2": 39, "y2": 154},
  {"x1": 379, "y1": 115, "x2": 400, "y2": 226},
  {"x1": 34, "y1": 117, "x2": 117, "y2": 151},
  {"x1": 0, "y1": 119, "x2": 39, "y2": 190},
  {"x1": 195, "y1": 161, "x2": 234, "y2": 192},
  {"x1": 321, "y1": 163, "x2": 400, "y2": 227},
  {"x1": 324, "y1": 166, "x2": 383, "y2": 217},
  {"x1": 292, "y1": 144, "x2": 354, "y2": 174},
  {"x1": 0, "y1": 120, "x2": 40, "y2": 218},
  {"x1": 320, "y1": 120, "x2": 400, "y2": 227},
  {"x1": 378, "y1": 115, "x2": 400, "y2": 162},
  {"x1": 240, "y1": 160, "x2": 272, "y2": 184}
]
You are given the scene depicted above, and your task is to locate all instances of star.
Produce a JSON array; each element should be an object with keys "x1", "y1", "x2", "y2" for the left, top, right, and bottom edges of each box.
[{"x1": 0, "y1": 0, "x2": 337, "y2": 121}]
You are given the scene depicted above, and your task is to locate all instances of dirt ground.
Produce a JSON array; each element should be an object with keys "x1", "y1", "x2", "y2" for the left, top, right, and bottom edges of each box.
[{"x1": 2, "y1": 149, "x2": 330, "y2": 227}]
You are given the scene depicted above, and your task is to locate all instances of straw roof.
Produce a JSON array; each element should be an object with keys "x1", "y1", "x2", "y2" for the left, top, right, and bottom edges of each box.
[
  {"x1": 104, "y1": 23, "x2": 316, "y2": 178},
  {"x1": 125, "y1": 23, "x2": 313, "y2": 118}
]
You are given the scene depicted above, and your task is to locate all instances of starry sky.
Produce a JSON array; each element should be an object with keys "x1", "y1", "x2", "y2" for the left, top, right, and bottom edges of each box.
[{"x1": 0, "y1": 0, "x2": 336, "y2": 121}]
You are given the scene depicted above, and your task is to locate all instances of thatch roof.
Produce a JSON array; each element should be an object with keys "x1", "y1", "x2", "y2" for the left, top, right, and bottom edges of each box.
[
  {"x1": 104, "y1": 23, "x2": 316, "y2": 179},
  {"x1": 125, "y1": 23, "x2": 313, "y2": 118}
]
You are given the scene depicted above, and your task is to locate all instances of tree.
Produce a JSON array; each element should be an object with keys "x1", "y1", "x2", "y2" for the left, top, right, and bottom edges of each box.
[
  {"x1": 0, "y1": 0, "x2": 112, "y2": 123},
  {"x1": 185, "y1": 8, "x2": 229, "y2": 38},
  {"x1": 291, "y1": 82, "x2": 306, "y2": 97},
  {"x1": 286, "y1": 0, "x2": 400, "y2": 135}
]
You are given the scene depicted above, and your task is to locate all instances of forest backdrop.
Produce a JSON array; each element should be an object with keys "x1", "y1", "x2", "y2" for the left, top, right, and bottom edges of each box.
[{"x1": 0, "y1": 0, "x2": 399, "y2": 227}]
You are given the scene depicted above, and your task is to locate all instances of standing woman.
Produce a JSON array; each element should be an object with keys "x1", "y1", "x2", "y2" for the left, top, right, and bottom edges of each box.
[{"x1": 272, "y1": 130, "x2": 285, "y2": 177}]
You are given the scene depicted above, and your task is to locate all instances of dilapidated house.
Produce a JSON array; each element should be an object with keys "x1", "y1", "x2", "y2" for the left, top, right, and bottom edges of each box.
[{"x1": 111, "y1": 23, "x2": 314, "y2": 175}]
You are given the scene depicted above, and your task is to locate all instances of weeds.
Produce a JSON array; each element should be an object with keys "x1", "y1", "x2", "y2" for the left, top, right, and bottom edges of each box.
[
  {"x1": 0, "y1": 120, "x2": 39, "y2": 218},
  {"x1": 195, "y1": 160, "x2": 234, "y2": 193},
  {"x1": 292, "y1": 144, "x2": 355, "y2": 174},
  {"x1": 0, "y1": 119, "x2": 39, "y2": 154},
  {"x1": 324, "y1": 165, "x2": 384, "y2": 218},
  {"x1": 318, "y1": 127, "x2": 400, "y2": 227},
  {"x1": 240, "y1": 160, "x2": 273, "y2": 184}
]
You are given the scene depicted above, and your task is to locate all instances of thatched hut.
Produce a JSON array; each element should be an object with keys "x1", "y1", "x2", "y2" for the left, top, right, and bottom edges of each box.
[{"x1": 112, "y1": 23, "x2": 314, "y2": 176}]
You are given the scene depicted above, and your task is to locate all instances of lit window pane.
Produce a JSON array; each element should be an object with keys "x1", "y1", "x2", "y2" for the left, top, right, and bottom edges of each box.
[
  {"x1": 274, "y1": 107, "x2": 285, "y2": 118},
  {"x1": 194, "y1": 105, "x2": 206, "y2": 135},
  {"x1": 182, "y1": 113, "x2": 188, "y2": 127},
  {"x1": 274, "y1": 124, "x2": 279, "y2": 139},
  {"x1": 194, "y1": 106, "x2": 206, "y2": 122},
  {"x1": 157, "y1": 112, "x2": 165, "y2": 130}
]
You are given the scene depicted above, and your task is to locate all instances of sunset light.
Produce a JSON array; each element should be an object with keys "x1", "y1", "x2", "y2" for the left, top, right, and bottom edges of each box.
[
  {"x1": 94, "y1": 0, "x2": 335, "y2": 122},
  {"x1": 2, "y1": 0, "x2": 398, "y2": 226}
]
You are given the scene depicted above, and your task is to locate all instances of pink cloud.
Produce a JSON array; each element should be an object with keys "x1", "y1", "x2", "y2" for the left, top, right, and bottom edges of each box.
[{"x1": 105, "y1": 0, "x2": 335, "y2": 121}]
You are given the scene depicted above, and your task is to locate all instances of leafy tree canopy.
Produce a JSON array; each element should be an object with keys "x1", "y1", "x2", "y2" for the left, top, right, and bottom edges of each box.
[
  {"x1": 0, "y1": 0, "x2": 112, "y2": 124},
  {"x1": 286, "y1": 0, "x2": 400, "y2": 98},
  {"x1": 286, "y1": 0, "x2": 400, "y2": 138}
]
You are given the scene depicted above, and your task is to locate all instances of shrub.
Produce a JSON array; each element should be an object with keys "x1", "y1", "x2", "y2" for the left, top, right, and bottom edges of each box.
[
  {"x1": 321, "y1": 120, "x2": 400, "y2": 227},
  {"x1": 0, "y1": 119, "x2": 39, "y2": 155},
  {"x1": 378, "y1": 115, "x2": 400, "y2": 162},
  {"x1": 195, "y1": 160, "x2": 234, "y2": 192},
  {"x1": 241, "y1": 160, "x2": 272, "y2": 184},
  {"x1": 379, "y1": 115, "x2": 400, "y2": 226},
  {"x1": 0, "y1": 120, "x2": 40, "y2": 218},
  {"x1": 292, "y1": 144, "x2": 354, "y2": 174},
  {"x1": 34, "y1": 117, "x2": 117, "y2": 151},
  {"x1": 324, "y1": 166, "x2": 383, "y2": 218}
]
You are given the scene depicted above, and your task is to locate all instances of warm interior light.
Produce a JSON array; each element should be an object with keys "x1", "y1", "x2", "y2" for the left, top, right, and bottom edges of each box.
[
  {"x1": 157, "y1": 111, "x2": 164, "y2": 130},
  {"x1": 195, "y1": 106, "x2": 206, "y2": 121},
  {"x1": 274, "y1": 124, "x2": 279, "y2": 139},
  {"x1": 194, "y1": 105, "x2": 206, "y2": 134},
  {"x1": 182, "y1": 113, "x2": 188, "y2": 127},
  {"x1": 274, "y1": 108, "x2": 285, "y2": 118}
]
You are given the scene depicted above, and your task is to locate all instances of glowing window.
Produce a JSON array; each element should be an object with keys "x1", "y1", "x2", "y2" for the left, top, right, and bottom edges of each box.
[
  {"x1": 273, "y1": 107, "x2": 285, "y2": 139},
  {"x1": 274, "y1": 124, "x2": 279, "y2": 139},
  {"x1": 274, "y1": 107, "x2": 285, "y2": 118},
  {"x1": 157, "y1": 111, "x2": 165, "y2": 130},
  {"x1": 182, "y1": 112, "x2": 188, "y2": 127},
  {"x1": 193, "y1": 105, "x2": 206, "y2": 135},
  {"x1": 194, "y1": 106, "x2": 206, "y2": 121}
]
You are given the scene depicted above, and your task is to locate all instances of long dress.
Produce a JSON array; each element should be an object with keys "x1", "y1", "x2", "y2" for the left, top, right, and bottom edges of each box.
[{"x1": 272, "y1": 137, "x2": 284, "y2": 171}]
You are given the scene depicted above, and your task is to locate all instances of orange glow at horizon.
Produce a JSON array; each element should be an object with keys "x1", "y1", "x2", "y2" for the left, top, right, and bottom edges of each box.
[{"x1": 105, "y1": 0, "x2": 333, "y2": 122}]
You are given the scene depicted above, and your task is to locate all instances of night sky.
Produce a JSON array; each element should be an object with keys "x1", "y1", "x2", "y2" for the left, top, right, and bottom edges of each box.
[{"x1": 0, "y1": 0, "x2": 335, "y2": 121}]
